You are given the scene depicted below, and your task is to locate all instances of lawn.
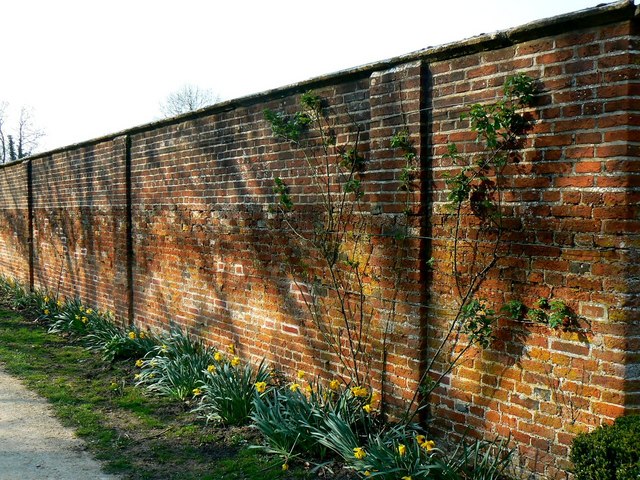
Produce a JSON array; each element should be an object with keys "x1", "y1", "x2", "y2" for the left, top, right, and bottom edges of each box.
[{"x1": 0, "y1": 309, "x2": 337, "y2": 480}]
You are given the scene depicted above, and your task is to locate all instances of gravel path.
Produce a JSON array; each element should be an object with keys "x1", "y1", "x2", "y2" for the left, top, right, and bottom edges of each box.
[{"x1": 0, "y1": 366, "x2": 119, "y2": 480}]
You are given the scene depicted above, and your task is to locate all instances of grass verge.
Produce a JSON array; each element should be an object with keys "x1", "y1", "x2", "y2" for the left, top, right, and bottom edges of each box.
[{"x1": 0, "y1": 309, "x2": 322, "y2": 480}]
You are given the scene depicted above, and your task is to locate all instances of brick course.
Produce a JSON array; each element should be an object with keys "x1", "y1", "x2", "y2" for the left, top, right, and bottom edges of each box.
[{"x1": 0, "y1": 2, "x2": 637, "y2": 478}]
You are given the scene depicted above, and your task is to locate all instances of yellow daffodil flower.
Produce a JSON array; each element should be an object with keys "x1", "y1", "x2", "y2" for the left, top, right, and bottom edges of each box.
[
  {"x1": 207, "y1": 364, "x2": 216, "y2": 373},
  {"x1": 353, "y1": 447, "x2": 366, "y2": 460},
  {"x1": 290, "y1": 383, "x2": 301, "y2": 392},
  {"x1": 135, "y1": 359, "x2": 144, "y2": 367},
  {"x1": 128, "y1": 331, "x2": 136, "y2": 340},
  {"x1": 227, "y1": 344, "x2": 235, "y2": 354},
  {"x1": 398, "y1": 444, "x2": 407, "y2": 457},
  {"x1": 281, "y1": 463, "x2": 289, "y2": 471},
  {"x1": 350, "y1": 386, "x2": 368, "y2": 398},
  {"x1": 297, "y1": 370, "x2": 305, "y2": 379},
  {"x1": 329, "y1": 379, "x2": 340, "y2": 391},
  {"x1": 231, "y1": 356, "x2": 240, "y2": 367},
  {"x1": 214, "y1": 351, "x2": 223, "y2": 362},
  {"x1": 363, "y1": 404, "x2": 372, "y2": 413},
  {"x1": 192, "y1": 388, "x2": 202, "y2": 396},
  {"x1": 255, "y1": 381, "x2": 267, "y2": 393},
  {"x1": 422, "y1": 440, "x2": 436, "y2": 451}
]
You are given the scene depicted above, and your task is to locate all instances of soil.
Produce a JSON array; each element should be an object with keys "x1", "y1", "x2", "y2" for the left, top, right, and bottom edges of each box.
[{"x1": 0, "y1": 366, "x2": 119, "y2": 480}]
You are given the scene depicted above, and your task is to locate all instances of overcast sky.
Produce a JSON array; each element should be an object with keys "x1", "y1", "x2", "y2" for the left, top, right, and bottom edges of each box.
[{"x1": 0, "y1": 0, "x2": 612, "y2": 153}]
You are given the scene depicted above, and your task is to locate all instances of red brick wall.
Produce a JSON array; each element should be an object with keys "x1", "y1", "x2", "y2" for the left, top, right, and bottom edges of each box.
[
  {"x1": 427, "y1": 18, "x2": 640, "y2": 478},
  {"x1": 30, "y1": 138, "x2": 129, "y2": 317},
  {"x1": 0, "y1": 162, "x2": 30, "y2": 285},
  {"x1": 0, "y1": 4, "x2": 637, "y2": 478}
]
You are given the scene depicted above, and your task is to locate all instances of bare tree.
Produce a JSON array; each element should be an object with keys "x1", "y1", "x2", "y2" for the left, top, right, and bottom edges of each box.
[
  {"x1": 0, "y1": 103, "x2": 44, "y2": 163},
  {"x1": 159, "y1": 84, "x2": 219, "y2": 118},
  {"x1": 0, "y1": 101, "x2": 7, "y2": 163}
]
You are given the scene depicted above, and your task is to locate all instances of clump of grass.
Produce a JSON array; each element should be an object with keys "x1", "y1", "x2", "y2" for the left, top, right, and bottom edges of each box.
[
  {"x1": 193, "y1": 355, "x2": 271, "y2": 426},
  {"x1": 135, "y1": 328, "x2": 217, "y2": 402}
]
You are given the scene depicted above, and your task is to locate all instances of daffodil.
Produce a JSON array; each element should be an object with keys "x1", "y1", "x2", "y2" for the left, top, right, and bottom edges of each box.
[
  {"x1": 81, "y1": 316, "x2": 88, "y2": 324},
  {"x1": 139, "y1": 331, "x2": 146, "y2": 339},
  {"x1": 353, "y1": 447, "x2": 366, "y2": 460},
  {"x1": 363, "y1": 404, "x2": 372, "y2": 413},
  {"x1": 227, "y1": 344, "x2": 235, "y2": 354},
  {"x1": 231, "y1": 356, "x2": 240, "y2": 367},
  {"x1": 255, "y1": 381, "x2": 267, "y2": 393},
  {"x1": 214, "y1": 351, "x2": 223, "y2": 362},
  {"x1": 398, "y1": 443, "x2": 407, "y2": 457},
  {"x1": 364, "y1": 472, "x2": 371, "y2": 477},
  {"x1": 128, "y1": 331, "x2": 136, "y2": 340},
  {"x1": 290, "y1": 383, "x2": 301, "y2": 392},
  {"x1": 161, "y1": 344, "x2": 168, "y2": 353},
  {"x1": 44, "y1": 296, "x2": 50, "y2": 303},
  {"x1": 207, "y1": 364, "x2": 216, "y2": 373},
  {"x1": 297, "y1": 370, "x2": 305, "y2": 379},
  {"x1": 415, "y1": 434, "x2": 426, "y2": 444},
  {"x1": 192, "y1": 388, "x2": 202, "y2": 396},
  {"x1": 329, "y1": 379, "x2": 340, "y2": 391},
  {"x1": 281, "y1": 463, "x2": 289, "y2": 471},
  {"x1": 44, "y1": 309, "x2": 50, "y2": 315},
  {"x1": 421, "y1": 440, "x2": 436, "y2": 451},
  {"x1": 402, "y1": 476, "x2": 412, "y2": 480},
  {"x1": 350, "y1": 386, "x2": 368, "y2": 398},
  {"x1": 135, "y1": 359, "x2": 144, "y2": 367},
  {"x1": 86, "y1": 308, "x2": 93, "y2": 314}
]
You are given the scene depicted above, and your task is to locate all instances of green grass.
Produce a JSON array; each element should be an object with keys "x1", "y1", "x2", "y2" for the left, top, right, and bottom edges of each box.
[{"x1": 0, "y1": 309, "x2": 325, "y2": 480}]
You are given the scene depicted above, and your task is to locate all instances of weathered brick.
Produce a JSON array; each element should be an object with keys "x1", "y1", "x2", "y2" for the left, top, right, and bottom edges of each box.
[{"x1": 0, "y1": 9, "x2": 636, "y2": 480}]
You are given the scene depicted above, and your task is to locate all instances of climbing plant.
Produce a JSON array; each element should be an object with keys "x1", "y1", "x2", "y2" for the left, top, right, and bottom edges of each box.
[
  {"x1": 264, "y1": 92, "x2": 378, "y2": 388},
  {"x1": 265, "y1": 73, "x2": 538, "y2": 422},
  {"x1": 403, "y1": 73, "x2": 537, "y2": 421}
]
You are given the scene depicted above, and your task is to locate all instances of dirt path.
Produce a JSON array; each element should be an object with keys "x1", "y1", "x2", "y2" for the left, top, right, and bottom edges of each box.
[{"x1": 0, "y1": 366, "x2": 119, "y2": 480}]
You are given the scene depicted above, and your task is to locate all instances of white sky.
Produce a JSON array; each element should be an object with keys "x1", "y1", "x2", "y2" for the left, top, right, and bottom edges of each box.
[{"x1": 0, "y1": 0, "x2": 614, "y2": 153}]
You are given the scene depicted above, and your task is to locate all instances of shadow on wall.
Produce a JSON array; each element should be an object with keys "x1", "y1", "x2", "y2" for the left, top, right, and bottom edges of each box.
[
  {"x1": 30, "y1": 140, "x2": 129, "y2": 317},
  {"x1": 0, "y1": 163, "x2": 31, "y2": 285}
]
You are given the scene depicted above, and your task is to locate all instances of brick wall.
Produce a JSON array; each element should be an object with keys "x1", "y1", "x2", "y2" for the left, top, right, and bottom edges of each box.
[
  {"x1": 30, "y1": 138, "x2": 129, "y2": 317},
  {"x1": 0, "y1": 161, "x2": 30, "y2": 285},
  {"x1": 426, "y1": 15, "x2": 640, "y2": 477},
  {"x1": 0, "y1": 2, "x2": 637, "y2": 478}
]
